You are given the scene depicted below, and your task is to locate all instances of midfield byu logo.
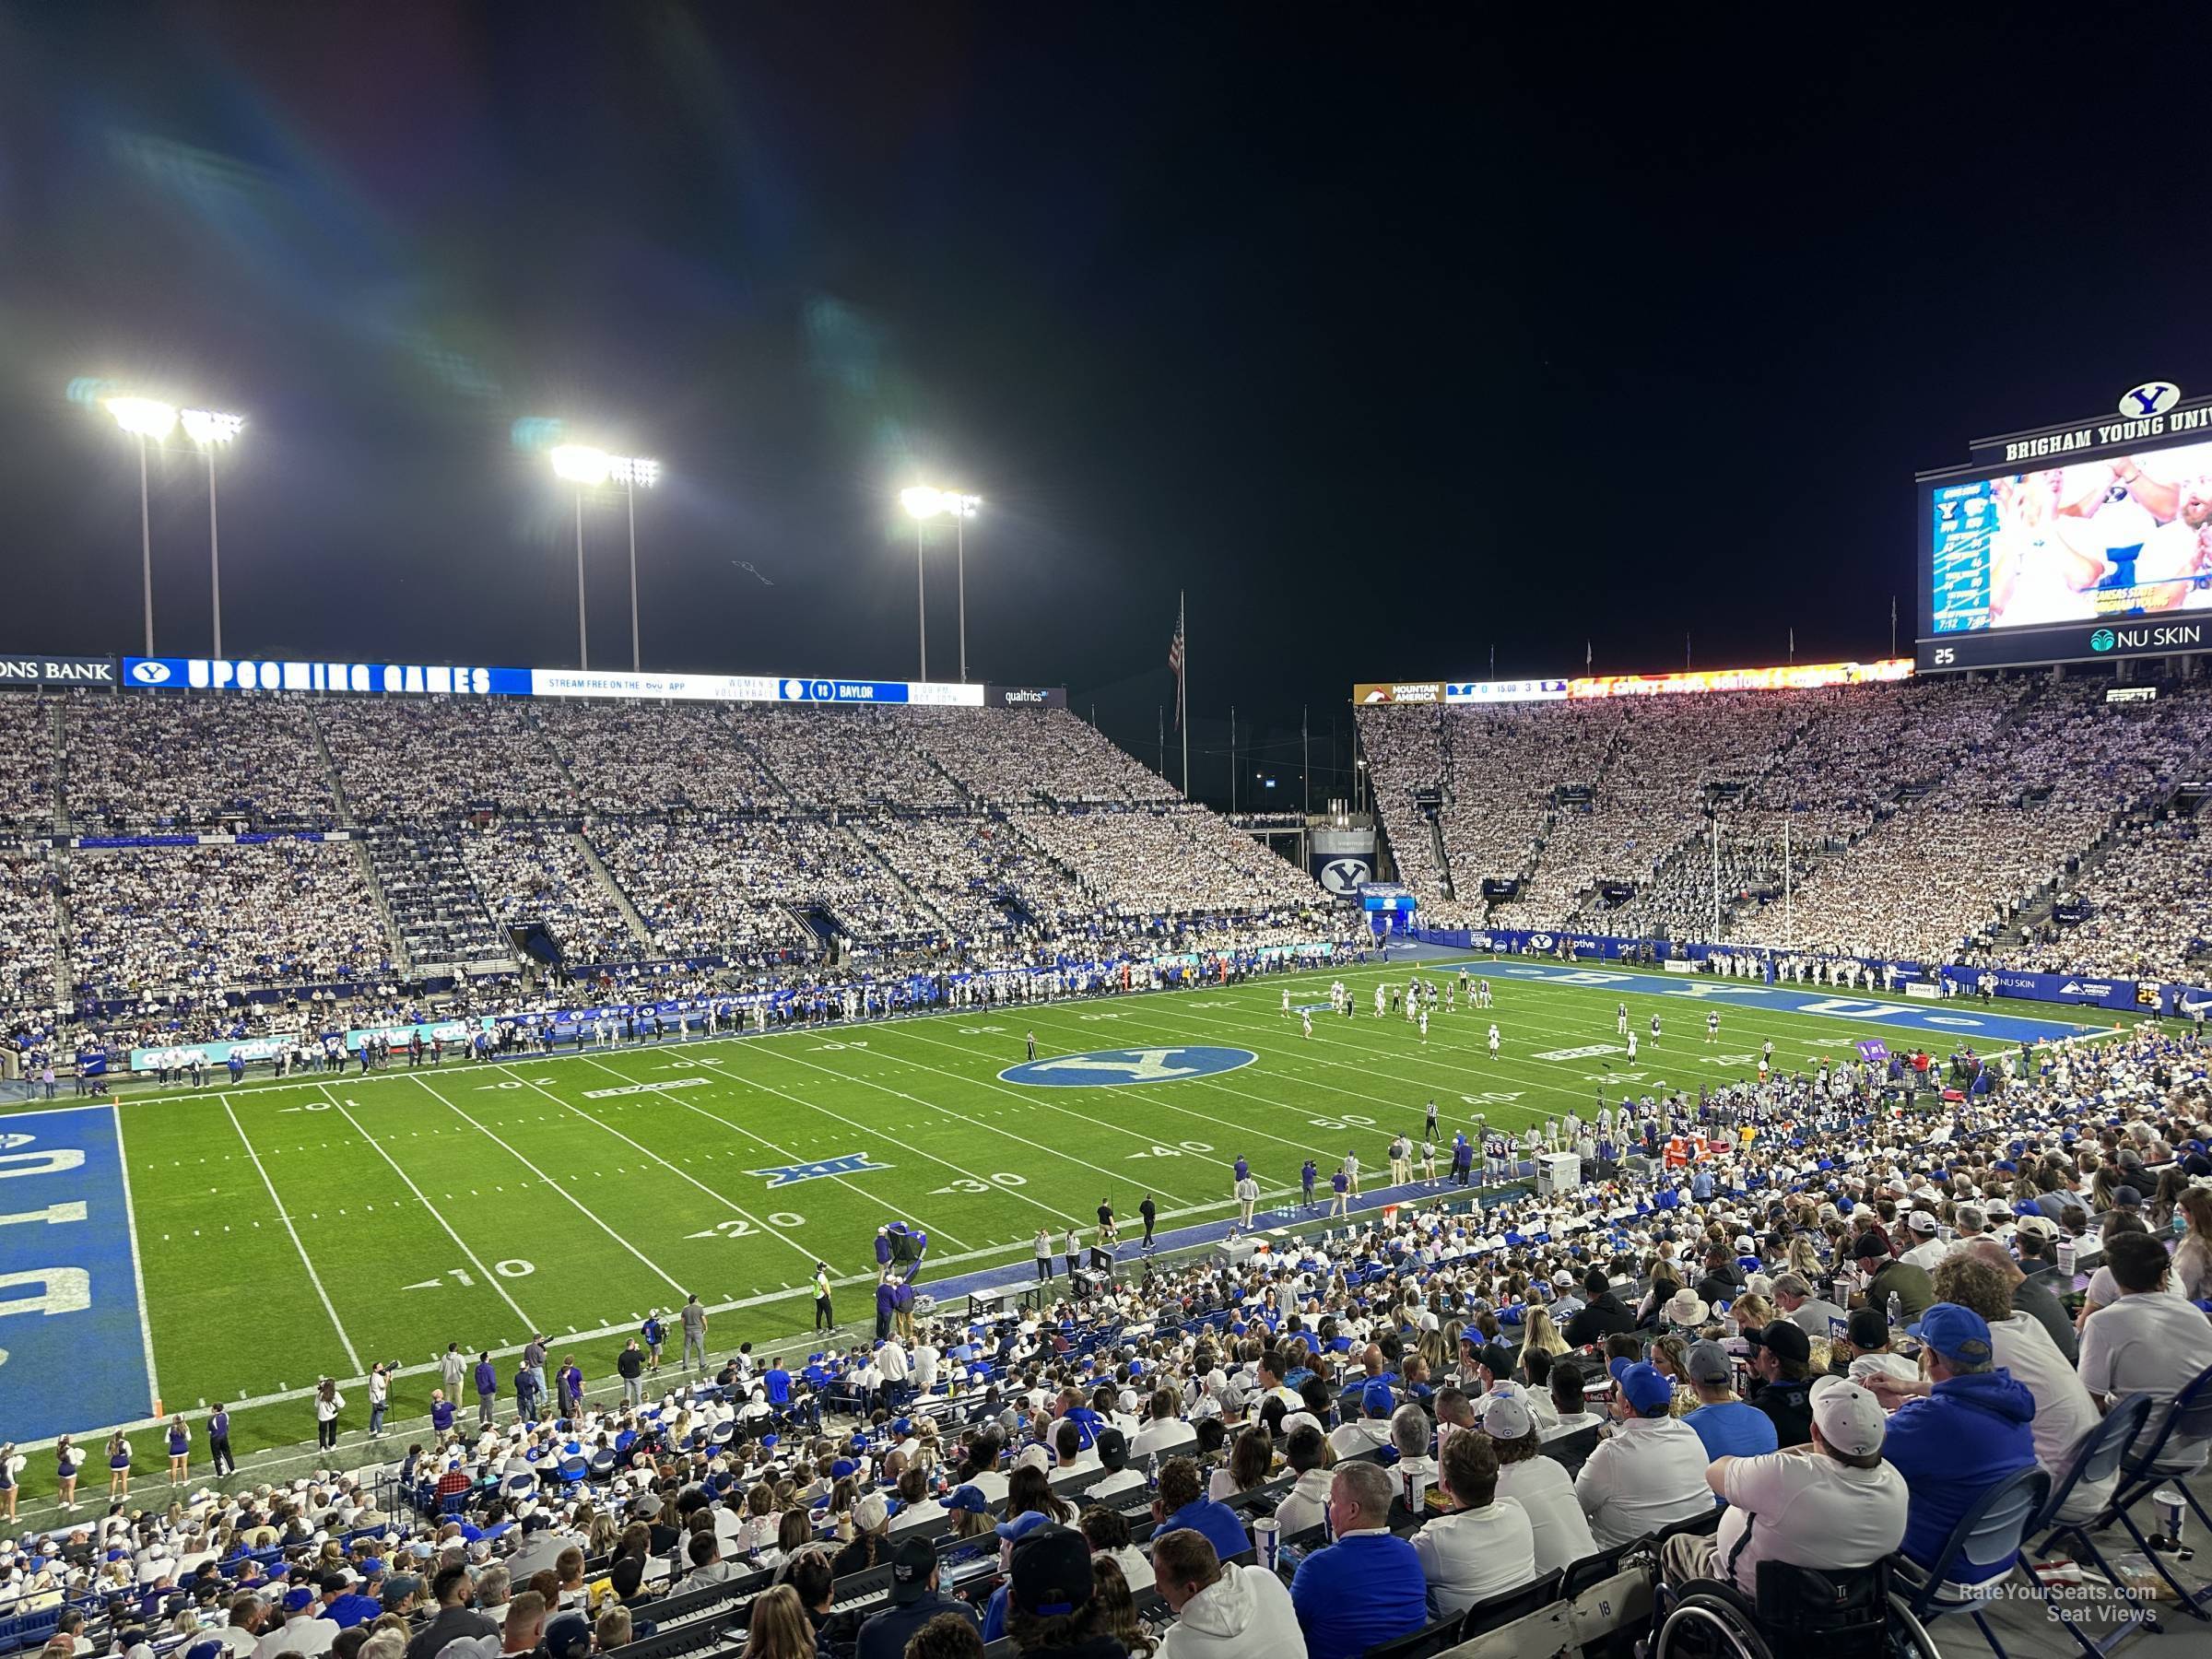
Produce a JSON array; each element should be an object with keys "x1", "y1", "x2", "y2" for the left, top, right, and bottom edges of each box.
[{"x1": 1001, "y1": 1046, "x2": 1256, "y2": 1087}]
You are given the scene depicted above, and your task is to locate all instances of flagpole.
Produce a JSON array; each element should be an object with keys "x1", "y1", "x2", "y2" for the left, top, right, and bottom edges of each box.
[{"x1": 1179, "y1": 592, "x2": 1190, "y2": 801}]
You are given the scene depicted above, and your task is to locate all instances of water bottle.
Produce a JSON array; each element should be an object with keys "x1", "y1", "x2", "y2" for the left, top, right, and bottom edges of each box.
[
  {"x1": 1147, "y1": 1453, "x2": 1160, "y2": 1494},
  {"x1": 1887, "y1": 1291, "x2": 1901, "y2": 1332}
]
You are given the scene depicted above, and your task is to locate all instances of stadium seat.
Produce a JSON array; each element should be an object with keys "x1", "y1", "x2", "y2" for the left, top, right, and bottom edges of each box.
[{"x1": 1893, "y1": 1465, "x2": 2051, "y2": 1659}]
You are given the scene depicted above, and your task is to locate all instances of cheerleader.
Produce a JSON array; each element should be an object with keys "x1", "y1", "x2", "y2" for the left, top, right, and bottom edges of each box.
[
  {"x1": 54, "y1": 1434, "x2": 80, "y2": 1510},
  {"x1": 106, "y1": 1429, "x2": 131, "y2": 1500},
  {"x1": 0, "y1": 1441, "x2": 18, "y2": 1522},
  {"x1": 166, "y1": 1415, "x2": 190, "y2": 1485}
]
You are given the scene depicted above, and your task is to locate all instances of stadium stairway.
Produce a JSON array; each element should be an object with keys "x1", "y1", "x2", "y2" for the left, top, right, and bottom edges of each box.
[
  {"x1": 42, "y1": 701, "x2": 64, "y2": 836},
  {"x1": 309, "y1": 707, "x2": 352, "y2": 821},
  {"x1": 572, "y1": 829, "x2": 657, "y2": 951}
]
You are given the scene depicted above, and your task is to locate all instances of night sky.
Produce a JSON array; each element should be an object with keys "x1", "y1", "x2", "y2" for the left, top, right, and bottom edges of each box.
[{"x1": 0, "y1": 6, "x2": 2203, "y2": 806}]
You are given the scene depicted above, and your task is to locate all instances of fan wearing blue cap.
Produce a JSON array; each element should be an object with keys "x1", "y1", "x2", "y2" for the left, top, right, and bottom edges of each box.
[
  {"x1": 1879, "y1": 1303, "x2": 2037, "y2": 1585},
  {"x1": 1571, "y1": 1363, "x2": 1713, "y2": 1547}
]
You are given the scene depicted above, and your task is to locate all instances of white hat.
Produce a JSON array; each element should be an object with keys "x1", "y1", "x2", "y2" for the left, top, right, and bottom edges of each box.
[
  {"x1": 1909, "y1": 1210, "x2": 1940, "y2": 1235},
  {"x1": 1809, "y1": 1375, "x2": 1888, "y2": 1456},
  {"x1": 1477, "y1": 1395, "x2": 1533, "y2": 1440},
  {"x1": 853, "y1": 1491, "x2": 889, "y2": 1532},
  {"x1": 1664, "y1": 1289, "x2": 1710, "y2": 1326}
]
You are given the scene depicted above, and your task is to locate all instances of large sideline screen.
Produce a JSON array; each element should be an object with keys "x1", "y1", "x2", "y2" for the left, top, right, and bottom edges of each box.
[{"x1": 1930, "y1": 441, "x2": 2212, "y2": 635}]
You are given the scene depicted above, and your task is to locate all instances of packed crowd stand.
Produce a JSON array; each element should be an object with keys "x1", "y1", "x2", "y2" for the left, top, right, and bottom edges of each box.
[
  {"x1": 0, "y1": 694, "x2": 1334, "y2": 1073},
  {"x1": 1361, "y1": 673, "x2": 2212, "y2": 975},
  {"x1": 8, "y1": 1013, "x2": 2212, "y2": 1659}
]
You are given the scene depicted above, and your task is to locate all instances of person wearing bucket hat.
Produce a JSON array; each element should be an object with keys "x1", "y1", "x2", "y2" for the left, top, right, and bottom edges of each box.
[
  {"x1": 1660, "y1": 1376, "x2": 1907, "y2": 1593},
  {"x1": 1661, "y1": 1288, "x2": 1709, "y2": 1329},
  {"x1": 1880, "y1": 1303, "x2": 2037, "y2": 1583},
  {"x1": 1572, "y1": 1364, "x2": 1712, "y2": 1547}
]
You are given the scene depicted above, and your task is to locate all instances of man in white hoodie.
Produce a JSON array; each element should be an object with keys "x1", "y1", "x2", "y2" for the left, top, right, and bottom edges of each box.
[
  {"x1": 1271, "y1": 1425, "x2": 1336, "y2": 1539},
  {"x1": 1154, "y1": 1529, "x2": 1307, "y2": 1659}
]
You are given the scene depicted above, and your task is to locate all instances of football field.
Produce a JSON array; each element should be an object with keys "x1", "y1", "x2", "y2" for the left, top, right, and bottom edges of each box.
[{"x1": 0, "y1": 954, "x2": 2121, "y2": 1488}]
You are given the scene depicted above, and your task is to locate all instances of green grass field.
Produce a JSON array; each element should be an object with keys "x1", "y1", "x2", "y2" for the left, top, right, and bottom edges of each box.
[{"x1": 3, "y1": 953, "x2": 2125, "y2": 1500}]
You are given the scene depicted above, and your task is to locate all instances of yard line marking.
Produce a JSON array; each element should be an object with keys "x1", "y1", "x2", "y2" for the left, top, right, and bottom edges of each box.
[
  {"x1": 876, "y1": 1022, "x2": 1331, "y2": 1173},
  {"x1": 315, "y1": 1084, "x2": 535, "y2": 1331},
  {"x1": 488, "y1": 1071, "x2": 821, "y2": 1274},
  {"x1": 660, "y1": 1053, "x2": 1085, "y2": 1230},
  {"x1": 567, "y1": 1053, "x2": 982, "y2": 1249},
  {"x1": 408, "y1": 1074, "x2": 692, "y2": 1295},
  {"x1": 219, "y1": 1093, "x2": 362, "y2": 1373},
  {"x1": 108, "y1": 1102, "x2": 161, "y2": 1418},
  {"x1": 720, "y1": 1036, "x2": 1198, "y2": 1206}
]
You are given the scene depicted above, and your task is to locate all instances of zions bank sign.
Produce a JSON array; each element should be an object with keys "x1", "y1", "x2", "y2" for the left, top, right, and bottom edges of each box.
[{"x1": 0, "y1": 654, "x2": 118, "y2": 686}]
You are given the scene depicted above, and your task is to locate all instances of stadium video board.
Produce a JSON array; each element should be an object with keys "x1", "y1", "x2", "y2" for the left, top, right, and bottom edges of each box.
[
  {"x1": 1350, "y1": 662, "x2": 1909, "y2": 704},
  {"x1": 1918, "y1": 401, "x2": 2212, "y2": 671},
  {"x1": 121, "y1": 655, "x2": 997, "y2": 706}
]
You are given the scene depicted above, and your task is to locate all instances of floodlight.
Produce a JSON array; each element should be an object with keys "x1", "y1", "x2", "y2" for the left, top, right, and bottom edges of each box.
[
  {"x1": 181, "y1": 408, "x2": 245, "y2": 445},
  {"x1": 901, "y1": 486, "x2": 946, "y2": 518},
  {"x1": 550, "y1": 444, "x2": 612, "y2": 486},
  {"x1": 611, "y1": 455, "x2": 660, "y2": 488},
  {"x1": 107, "y1": 397, "x2": 178, "y2": 439}
]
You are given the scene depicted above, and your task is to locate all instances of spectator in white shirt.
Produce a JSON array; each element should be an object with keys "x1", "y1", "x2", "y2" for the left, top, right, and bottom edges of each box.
[
  {"x1": 1574, "y1": 1363, "x2": 1715, "y2": 1547},
  {"x1": 1482, "y1": 1396, "x2": 1596, "y2": 1576},
  {"x1": 2079, "y1": 1232, "x2": 2212, "y2": 1471},
  {"x1": 1131, "y1": 1388, "x2": 1198, "y2": 1459},
  {"x1": 1661, "y1": 1377, "x2": 1908, "y2": 1592},
  {"x1": 1271, "y1": 1425, "x2": 1336, "y2": 1538},
  {"x1": 1412, "y1": 1420, "x2": 1538, "y2": 1614}
]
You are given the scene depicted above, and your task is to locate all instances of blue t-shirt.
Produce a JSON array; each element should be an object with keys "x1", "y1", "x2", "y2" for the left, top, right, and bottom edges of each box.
[
  {"x1": 1290, "y1": 1532, "x2": 1430, "y2": 1659},
  {"x1": 1158, "y1": 1495, "x2": 1252, "y2": 1564},
  {"x1": 1686, "y1": 1399, "x2": 1779, "y2": 1469}
]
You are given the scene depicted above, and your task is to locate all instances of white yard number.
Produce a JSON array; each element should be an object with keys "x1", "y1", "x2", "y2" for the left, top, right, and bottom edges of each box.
[
  {"x1": 693, "y1": 1214, "x2": 807, "y2": 1240},
  {"x1": 959, "y1": 1026, "x2": 1005, "y2": 1034},
  {"x1": 933, "y1": 1174, "x2": 1028, "y2": 1194},
  {"x1": 1308, "y1": 1114, "x2": 1375, "y2": 1132},
  {"x1": 445, "y1": 1261, "x2": 534, "y2": 1287}
]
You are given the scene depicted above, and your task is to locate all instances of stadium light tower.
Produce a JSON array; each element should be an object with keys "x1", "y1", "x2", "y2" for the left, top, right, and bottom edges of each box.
[
  {"x1": 551, "y1": 444, "x2": 658, "y2": 672},
  {"x1": 181, "y1": 408, "x2": 245, "y2": 659},
  {"x1": 612, "y1": 453, "x2": 659, "y2": 673},
  {"x1": 901, "y1": 486, "x2": 982, "y2": 682},
  {"x1": 106, "y1": 397, "x2": 177, "y2": 655}
]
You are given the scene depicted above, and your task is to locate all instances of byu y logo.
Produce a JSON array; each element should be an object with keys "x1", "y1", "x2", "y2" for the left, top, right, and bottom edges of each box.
[
  {"x1": 747, "y1": 1152, "x2": 889, "y2": 1188},
  {"x1": 1319, "y1": 857, "x2": 1371, "y2": 894},
  {"x1": 1001, "y1": 1046, "x2": 1256, "y2": 1087},
  {"x1": 2119, "y1": 382, "x2": 2181, "y2": 418}
]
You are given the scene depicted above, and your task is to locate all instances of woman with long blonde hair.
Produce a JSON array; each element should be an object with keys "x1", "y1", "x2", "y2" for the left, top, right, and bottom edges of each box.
[
  {"x1": 1521, "y1": 1306, "x2": 1568, "y2": 1359},
  {"x1": 738, "y1": 1586, "x2": 813, "y2": 1659}
]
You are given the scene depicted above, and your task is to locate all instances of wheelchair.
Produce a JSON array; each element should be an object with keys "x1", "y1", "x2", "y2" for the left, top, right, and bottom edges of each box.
[{"x1": 1653, "y1": 1560, "x2": 1938, "y2": 1659}]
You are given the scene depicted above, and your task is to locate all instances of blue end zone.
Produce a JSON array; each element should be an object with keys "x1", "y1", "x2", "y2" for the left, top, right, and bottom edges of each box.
[
  {"x1": 1487, "y1": 961, "x2": 2114, "y2": 1043},
  {"x1": 0, "y1": 1106, "x2": 155, "y2": 1440},
  {"x1": 999, "y1": 1046, "x2": 1256, "y2": 1087}
]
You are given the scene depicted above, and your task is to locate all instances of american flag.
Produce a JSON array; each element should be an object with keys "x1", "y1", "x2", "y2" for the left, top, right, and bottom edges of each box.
[{"x1": 1168, "y1": 598, "x2": 1185, "y2": 724}]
